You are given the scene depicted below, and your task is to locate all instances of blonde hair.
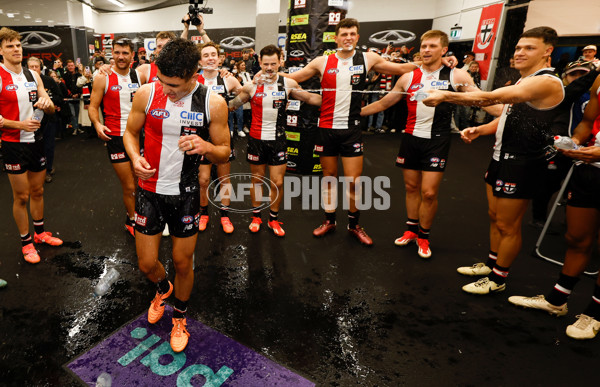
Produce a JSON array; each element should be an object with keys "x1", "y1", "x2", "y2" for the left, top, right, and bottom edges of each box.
[{"x1": 420, "y1": 30, "x2": 449, "y2": 48}]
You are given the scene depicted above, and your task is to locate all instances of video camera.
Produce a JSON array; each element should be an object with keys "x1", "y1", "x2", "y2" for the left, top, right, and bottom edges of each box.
[{"x1": 183, "y1": 0, "x2": 213, "y2": 26}]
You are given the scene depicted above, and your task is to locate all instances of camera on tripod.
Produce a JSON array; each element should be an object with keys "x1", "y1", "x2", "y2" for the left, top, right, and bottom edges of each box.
[{"x1": 183, "y1": 0, "x2": 213, "y2": 26}]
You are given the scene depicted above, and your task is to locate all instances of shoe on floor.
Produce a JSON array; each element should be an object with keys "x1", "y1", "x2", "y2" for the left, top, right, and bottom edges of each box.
[
  {"x1": 125, "y1": 224, "x2": 135, "y2": 237},
  {"x1": 237, "y1": 131, "x2": 246, "y2": 138},
  {"x1": 508, "y1": 294, "x2": 567, "y2": 316},
  {"x1": 148, "y1": 281, "x2": 173, "y2": 324},
  {"x1": 313, "y1": 220, "x2": 336, "y2": 237},
  {"x1": 566, "y1": 314, "x2": 600, "y2": 340},
  {"x1": 0, "y1": 278, "x2": 6, "y2": 288},
  {"x1": 221, "y1": 217, "x2": 234, "y2": 234},
  {"x1": 394, "y1": 231, "x2": 417, "y2": 246},
  {"x1": 34, "y1": 231, "x2": 63, "y2": 246},
  {"x1": 457, "y1": 262, "x2": 492, "y2": 276},
  {"x1": 22, "y1": 243, "x2": 40, "y2": 264},
  {"x1": 45, "y1": 174, "x2": 53, "y2": 183},
  {"x1": 198, "y1": 215, "x2": 209, "y2": 232},
  {"x1": 249, "y1": 217, "x2": 262, "y2": 233},
  {"x1": 348, "y1": 225, "x2": 373, "y2": 245},
  {"x1": 462, "y1": 277, "x2": 506, "y2": 295},
  {"x1": 268, "y1": 220, "x2": 285, "y2": 237},
  {"x1": 170, "y1": 318, "x2": 190, "y2": 352},
  {"x1": 417, "y1": 238, "x2": 431, "y2": 258}
]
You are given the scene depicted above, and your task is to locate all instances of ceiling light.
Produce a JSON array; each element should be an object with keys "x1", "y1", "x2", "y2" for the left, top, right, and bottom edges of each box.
[
  {"x1": 7, "y1": 13, "x2": 14, "y2": 18},
  {"x1": 23, "y1": 14, "x2": 31, "y2": 19},
  {"x1": 35, "y1": 18, "x2": 42, "y2": 23},
  {"x1": 106, "y1": 0, "x2": 125, "y2": 7}
]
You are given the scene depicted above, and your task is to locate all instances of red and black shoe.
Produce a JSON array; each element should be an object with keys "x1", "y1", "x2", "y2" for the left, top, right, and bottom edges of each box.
[{"x1": 313, "y1": 220, "x2": 336, "y2": 237}]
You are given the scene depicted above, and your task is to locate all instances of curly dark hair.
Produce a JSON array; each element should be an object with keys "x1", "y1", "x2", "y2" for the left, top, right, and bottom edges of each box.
[{"x1": 155, "y1": 38, "x2": 200, "y2": 80}]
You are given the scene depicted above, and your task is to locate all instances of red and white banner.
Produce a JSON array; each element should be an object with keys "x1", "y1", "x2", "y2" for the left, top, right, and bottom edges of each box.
[{"x1": 472, "y1": 3, "x2": 504, "y2": 80}]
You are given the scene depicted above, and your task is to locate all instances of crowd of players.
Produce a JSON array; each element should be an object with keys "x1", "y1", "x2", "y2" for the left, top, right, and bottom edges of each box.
[{"x1": 1, "y1": 14, "x2": 600, "y2": 352}]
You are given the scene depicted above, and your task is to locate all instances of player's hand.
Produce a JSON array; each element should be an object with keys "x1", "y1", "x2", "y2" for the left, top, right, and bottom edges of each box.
[
  {"x1": 132, "y1": 156, "x2": 156, "y2": 180},
  {"x1": 0, "y1": 114, "x2": 4, "y2": 128},
  {"x1": 560, "y1": 146, "x2": 600, "y2": 163},
  {"x1": 252, "y1": 71, "x2": 265, "y2": 84},
  {"x1": 421, "y1": 90, "x2": 444, "y2": 107},
  {"x1": 179, "y1": 134, "x2": 210, "y2": 155},
  {"x1": 21, "y1": 119, "x2": 42, "y2": 132},
  {"x1": 98, "y1": 64, "x2": 113, "y2": 76},
  {"x1": 34, "y1": 96, "x2": 52, "y2": 110},
  {"x1": 442, "y1": 55, "x2": 458, "y2": 68},
  {"x1": 219, "y1": 68, "x2": 232, "y2": 79},
  {"x1": 95, "y1": 124, "x2": 112, "y2": 141},
  {"x1": 460, "y1": 127, "x2": 480, "y2": 144}
]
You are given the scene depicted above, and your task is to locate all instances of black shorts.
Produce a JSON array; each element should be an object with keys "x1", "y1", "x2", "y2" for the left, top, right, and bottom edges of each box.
[
  {"x1": 134, "y1": 189, "x2": 200, "y2": 238},
  {"x1": 246, "y1": 136, "x2": 287, "y2": 166},
  {"x1": 484, "y1": 157, "x2": 546, "y2": 199},
  {"x1": 396, "y1": 134, "x2": 451, "y2": 171},
  {"x1": 2, "y1": 141, "x2": 46, "y2": 174},
  {"x1": 106, "y1": 135, "x2": 131, "y2": 164},
  {"x1": 566, "y1": 164, "x2": 600, "y2": 210},
  {"x1": 315, "y1": 127, "x2": 363, "y2": 157}
]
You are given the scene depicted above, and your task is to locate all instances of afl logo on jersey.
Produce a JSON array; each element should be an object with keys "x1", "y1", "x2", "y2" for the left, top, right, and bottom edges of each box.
[
  {"x1": 110, "y1": 85, "x2": 122, "y2": 91},
  {"x1": 255, "y1": 92, "x2": 267, "y2": 98},
  {"x1": 410, "y1": 83, "x2": 424, "y2": 91},
  {"x1": 327, "y1": 68, "x2": 339, "y2": 74},
  {"x1": 181, "y1": 215, "x2": 194, "y2": 224},
  {"x1": 150, "y1": 109, "x2": 170, "y2": 119},
  {"x1": 5, "y1": 84, "x2": 18, "y2": 91}
]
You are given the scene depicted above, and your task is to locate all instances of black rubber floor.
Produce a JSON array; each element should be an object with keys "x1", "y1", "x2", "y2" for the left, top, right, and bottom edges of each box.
[{"x1": 1, "y1": 131, "x2": 598, "y2": 386}]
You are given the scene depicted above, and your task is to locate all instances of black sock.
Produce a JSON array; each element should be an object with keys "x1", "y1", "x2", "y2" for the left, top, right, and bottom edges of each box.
[
  {"x1": 173, "y1": 297, "x2": 188, "y2": 319},
  {"x1": 200, "y1": 205, "x2": 208, "y2": 216},
  {"x1": 220, "y1": 207, "x2": 229, "y2": 217},
  {"x1": 583, "y1": 284, "x2": 600, "y2": 320},
  {"x1": 157, "y1": 278, "x2": 170, "y2": 295},
  {"x1": 418, "y1": 226, "x2": 430, "y2": 240},
  {"x1": 485, "y1": 251, "x2": 497, "y2": 268},
  {"x1": 488, "y1": 263, "x2": 510, "y2": 285},
  {"x1": 269, "y1": 210, "x2": 278, "y2": 222},
  {"x1": 21, "y1": 233, "x2": 33, "y2": 247},
  {"x1": 348, "y1": 210, "x2": 359, "y2": 228},
  {"x1": 546, "y1": 273, "x2": 579, "y2": 306},
  {"x1": 406, "y1": 218, "x2": 419, "y2": 234},
  {"x1": 252, "y1": 207, "x2": 261, "y2": 219},
  {"x1": 33, "y1": 219, "x2": 44, "y2": 235},
  {"x1": 325, "y1": 212, "x2": 336, "y2": 223}
]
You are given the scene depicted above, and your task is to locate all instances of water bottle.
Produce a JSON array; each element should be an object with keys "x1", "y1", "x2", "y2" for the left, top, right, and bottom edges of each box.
[
  {"x1": 553, "y1": 135, "x2": 580, "y2": 150},
  {"x1": 96, "y1": 372, "x2": 112, "y2": 387},
  {"x1": 410, "y1": 90, "x2": 428, "y2": 102},
  {"x1": 32, "y1": 108, "x2": 44, "y2": 121},
  {"x1": 93, "y1": 268, "x2": 120, "y2": 297}
]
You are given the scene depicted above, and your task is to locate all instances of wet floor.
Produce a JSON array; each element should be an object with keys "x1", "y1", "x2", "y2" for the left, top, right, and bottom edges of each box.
[{"x1": 1, "y1": 131, "x2": 599, "y2": 386}]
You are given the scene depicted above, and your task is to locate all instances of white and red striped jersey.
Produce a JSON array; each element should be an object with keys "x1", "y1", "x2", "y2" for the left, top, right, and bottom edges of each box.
[
  {"x1": 405, "y1": 66, "x2": 457, "y2": 139},
  {"x1": 197, "y1": 73, "x2": 230, "y2": 101},
  {"x1": 249, "y1": 76, "x2": 289, "y2": 141},
  {"x1": 139, "y1": 82, "x2": 211, "y2": 195},
  {"x1": 592, "y1": 84, "x2": 600, "y2": 135},
  {"x1": 102, "y1": 70, "x2": 139, "y2": 136},
  {"x1": 144, "y1": 63, "x2": 160, "y2": 84},
  {"x1": 0, "y1": 64, "x2": 38, "y2": 143},
  {"x1": 319, "y1": 52, "x2": 368, "y2": 129}
]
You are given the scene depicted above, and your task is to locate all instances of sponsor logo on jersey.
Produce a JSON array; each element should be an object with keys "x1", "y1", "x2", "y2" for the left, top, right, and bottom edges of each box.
[
  {"x1": 294, "y1": 0, "x2": 306, "y2": 9},
  {"x1": 410, "y1": 83, "x2": 424, "y2": 91},
  {"x1": 353, "y1": 142, "x2": 363, "y2": 152},
  {"x1": 248, "y1": 154, "x2": 259, "y2": 161},
  {"x1": 440, "y1": 159, "x2": 446, "y2": 168},
  {"x1": 110, "y1": 85, "x2": 122, "y2": 91},
  {"x1": 430, "y1": 157, "x2": 440, "y2": 163},
  {"x1": 327, "y1": 68, "x2": 339, "y2": 74},
  {"x1": 150, "y1": 109, "x2": 170, "y2": 119},
  {"x1": 495, "y1": 179, "x2": 503, "y2": 191},
  {"x1": 430, "y1": 80, "x2": 450, "y2": 90},
  {"x1": 128, "y1": 83, "x2": 139, "y2": 89},
  {"x1": 351, "y1": 74, "x2": 361, "y2": 85},
  {"x1": 5, "y1": 163, "x2": 21, "y2": 171},
  {"x1": 287, "y1": 115, "x2": 298, "y2": 127},
  {"x1": 349, "y1": 65, "x2": 364, "y2": 74},
  {"x1": 151, "y1": 76, "x2": 159, "y2": 81},
  {"x1": 180, "y1": 111, "x2": 204, "y2": 126},
  {"x1": 210, "y1": 85, "x2": 225, "y2": 93},
  {"x1": 24, "y1": 82, "x2": 37, "y2": 89},
  {"x1": 181, "y1": 215, "x2": 194, "y2": 224},
  {"x1": 396, "y1": 157, "x2": 405, "y2": 164},
  {"x1": 135, "y1": 213, "x2": 147, "y2": 226},
  {"x1": 273, "y1": 100, "x2": 284, "y2": 109},
  {"x1": 314, "y1": 145, "x2": 323, "y2": 152},
  {"x1": 277, "y1": 151, "x2": 285, "y2": 158},
  {"x1": 110, "y1": 152, "x2": 126, "y2": 160},
  {"x1": 5, "y1": 84, "x2": 18, "y2": 91},
  {"x1": 271, "y1": 91, "x2": 285, "y2": 98},
  {"x1": 287, "y1": 100, "x2": 300, "y2": 111}
]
